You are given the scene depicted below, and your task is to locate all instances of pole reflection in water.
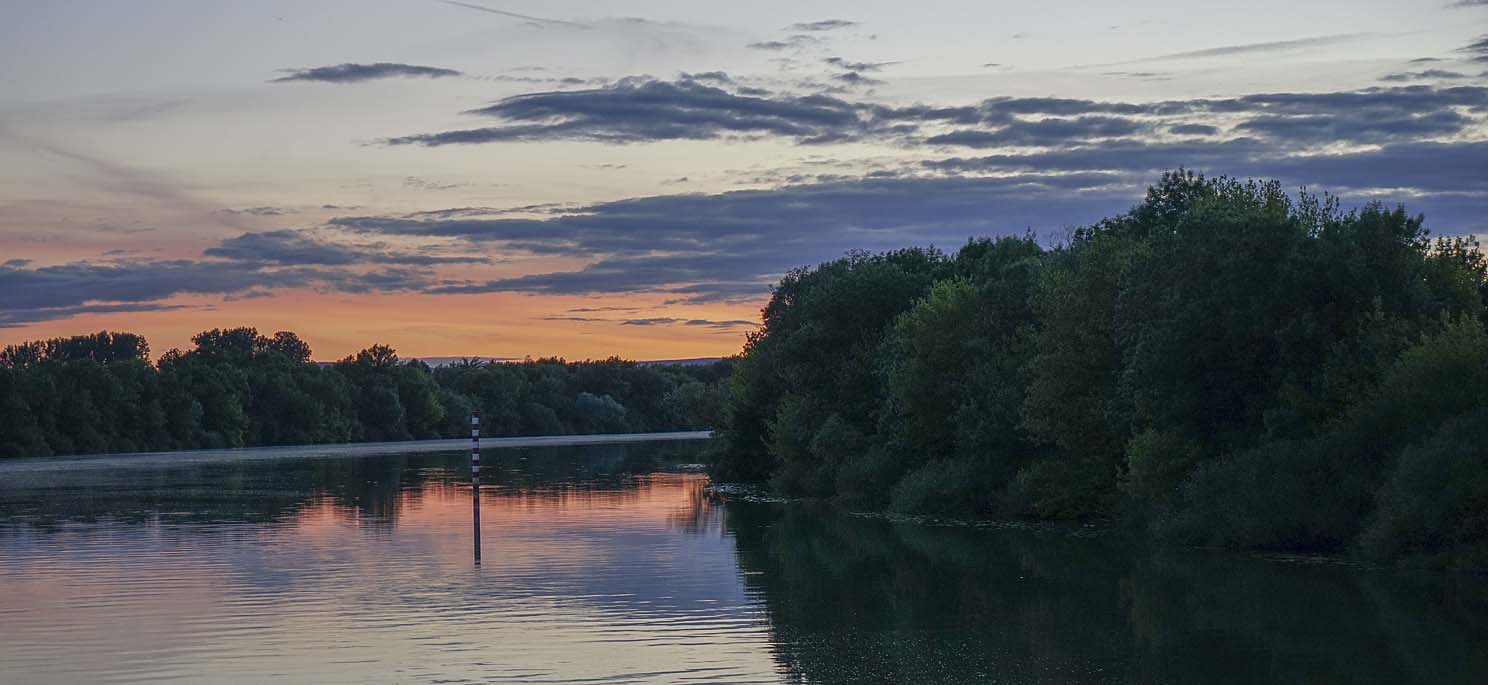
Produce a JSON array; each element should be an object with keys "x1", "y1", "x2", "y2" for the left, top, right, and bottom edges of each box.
[{"x1": 471, "y1": 410, "x2": 481, "y2": 565}]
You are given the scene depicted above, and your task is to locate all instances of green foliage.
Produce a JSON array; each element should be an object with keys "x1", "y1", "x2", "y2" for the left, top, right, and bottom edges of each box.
[
  {"x1": 665, "y1": 380, "x2": 728, "y2": 429},
  {"x1": 713, "y1": 169, "x2": 1488, "y2": 567},
  {"x1": 1361, "y1": 409, "x2": 1488, "y2": 569},
  {"x1": 1122, "y1": 429, "x2": 1202, "y2": 505},
  {"x1": 0, "y1": 330, "x2": 731, "y2": 458},
  {"x1": 833, "y1": 442, "x2": 904, "y2": 508},
  {"x1": 1, "y1": 330, "x2": 149, "y2": 368},
  {"x1": 890, "y1": 458, "x2": 990, "y2": 518},
  {"x1": 1156, "y1": 437, "x2": 1357, "y2": 551},
  {"x1": 1014, "y1": 456, "x2": 1118, "y2": 521},
  {"x1": 1153, "y1": 318, "x2": 1488, "y2": 553},
  {"x1": 710, "y1": 247, "x2": 949, "y2": 490},
  {"x1": 1020, "y1": 230, "x2": 1134, "y2": 517},
  {"x1": 575, "y1": 391, "x2": 627, "y2": 433},
  {"x1": 887, "y1": 277, "x2": 979, "y2": 460},
  {"x1": 1336, "y1": 316, "x2": 1488, "y2": 463}
]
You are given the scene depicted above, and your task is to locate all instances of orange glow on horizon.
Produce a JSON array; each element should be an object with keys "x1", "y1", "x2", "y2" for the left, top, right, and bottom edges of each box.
[{"x1": 1, "y1": 290, "x2": 763, "y2": 361}]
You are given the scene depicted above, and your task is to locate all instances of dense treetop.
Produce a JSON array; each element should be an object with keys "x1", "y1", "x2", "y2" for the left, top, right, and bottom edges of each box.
[
  {"x1": 710, "y1": 170, "x2": 1488, "y2": 569},
  {"x1": 0, "y1": 328, "x2": 730, "y2": 458}
]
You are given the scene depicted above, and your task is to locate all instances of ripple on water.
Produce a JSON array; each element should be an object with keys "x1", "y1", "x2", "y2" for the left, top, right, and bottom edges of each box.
[{"x1": 0, "y1": 446, "x2": 786, "y2": 684}]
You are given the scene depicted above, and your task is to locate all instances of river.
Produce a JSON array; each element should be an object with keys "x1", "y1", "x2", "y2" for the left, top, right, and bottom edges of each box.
[{"x1": 1, "y1": 438, "x2": 1485, "y2": 683}]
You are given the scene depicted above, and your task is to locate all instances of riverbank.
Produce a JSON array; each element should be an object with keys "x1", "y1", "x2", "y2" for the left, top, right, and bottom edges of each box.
[
  {"x1": 0, "y1": 430, "x2": 712, "y2": 474},
  {"x1": 705, "y1": 481, "x2": 1402, "y2": 572}
]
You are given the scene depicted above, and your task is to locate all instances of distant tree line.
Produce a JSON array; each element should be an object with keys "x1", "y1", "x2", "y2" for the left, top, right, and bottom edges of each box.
[
  {"x1": 0, "y1": 328, "x2": 730, "y2": 458},
  {"x1": 711, "y1": 170, "x2": 1488, "y2": 569}
]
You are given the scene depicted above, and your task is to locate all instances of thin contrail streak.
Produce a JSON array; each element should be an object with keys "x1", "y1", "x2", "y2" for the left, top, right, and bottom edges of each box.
[
  {"x1": 436, "y1": 0, "x2": 586, "y2": 28},
  {"x1": 1068, "y1": 33, "x2": 1378, "y2": 69}
]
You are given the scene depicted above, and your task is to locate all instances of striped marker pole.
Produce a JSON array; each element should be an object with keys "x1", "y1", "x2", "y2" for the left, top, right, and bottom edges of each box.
[{"x1": 471, "y1": 410, "x2": 481, "y2": 564}]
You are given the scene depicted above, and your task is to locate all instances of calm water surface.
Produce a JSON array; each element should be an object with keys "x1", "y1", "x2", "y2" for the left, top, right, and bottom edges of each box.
[{"x1": 2, "y1": 442, "x2": 1487, "y2": 683}]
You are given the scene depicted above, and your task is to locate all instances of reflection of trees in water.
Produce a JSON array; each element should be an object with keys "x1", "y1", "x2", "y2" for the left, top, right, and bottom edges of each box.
[
  {"x1": 666, "y1": 475, "x2": 722, "y2": 534},
  {"x1": 0, "y1": 441, "x2": 711, "y2": 531},
  {"x1": 723, "y1": 501, "x2": 1488, "y2": 684}
]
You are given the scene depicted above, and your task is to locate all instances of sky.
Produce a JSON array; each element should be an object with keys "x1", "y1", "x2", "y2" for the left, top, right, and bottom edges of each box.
[{"x1": 2, "y1": 0, "x2": 1486, "y2": 361}]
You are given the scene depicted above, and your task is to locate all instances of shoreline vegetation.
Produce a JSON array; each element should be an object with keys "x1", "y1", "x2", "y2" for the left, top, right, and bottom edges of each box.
[
  {"x1": 0, "y1": 432, "x2": 712, "y2": 475},
  {"x1": 0, "y1": 331, "x2": 731, "y2": 460},
  {"x1": 708, "y1": 170, "x2": 1488, "y2": 571}
]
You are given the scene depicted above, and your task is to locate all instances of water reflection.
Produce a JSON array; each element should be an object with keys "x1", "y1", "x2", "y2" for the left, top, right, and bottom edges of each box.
[
  {"x1": 3, "y1": 443, "x2": 1487, "y2": 683},
  {"x1": 720, "y1": 502, "x2": 1488, "y2": 684},
  {"x1": 0, "y1": 443, "x2": 782, "y2": 684},
  {"x1": 0, "y1": 441, "x2": 705, "y2": 527}
]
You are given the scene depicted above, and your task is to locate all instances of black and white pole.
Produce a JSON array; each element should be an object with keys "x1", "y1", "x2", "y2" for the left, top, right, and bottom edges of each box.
[{"x1": 471, "y1": 410, "x2": 481, "y2": 564}]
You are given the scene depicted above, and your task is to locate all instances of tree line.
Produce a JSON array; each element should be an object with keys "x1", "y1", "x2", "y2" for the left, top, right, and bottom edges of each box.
[
  {"x1": 710, "y1": 170, "x2": 1488, "y2": 569},
  {"x1": 0, "y1": 328, "x2": 730, "y2": 458}
]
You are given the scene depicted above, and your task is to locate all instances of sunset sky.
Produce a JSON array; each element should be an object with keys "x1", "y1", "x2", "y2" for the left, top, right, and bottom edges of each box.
[{"x1": 3, "y1": 0, "x2": 1486, "y2": 360}]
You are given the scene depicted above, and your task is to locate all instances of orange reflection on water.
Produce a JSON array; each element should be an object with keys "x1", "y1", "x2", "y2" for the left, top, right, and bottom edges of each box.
[
  {"x1": 0, "y1": 469, "x2": 779, "y2": 683},
  {"x1": 282, "y1": 473, "x2": 722, "y2": 572}
]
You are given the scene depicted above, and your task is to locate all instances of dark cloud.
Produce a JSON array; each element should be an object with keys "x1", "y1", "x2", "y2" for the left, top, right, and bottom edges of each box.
[
  {"x1": 681, "y1": 318, "x2": 756, "y2": 328},
  {"x1": 1448, "y1": 1, "x2": 1488, "y2": 7},
  {"x1": 1169, "y1": 123, "x2": 1220, "y2": 136},
  {"x1": 364, "y1": 147, "x2": 1485, "y2": 302},
  {"x1": 333, "y1": 174, "x2": 1142, "y2": 301},
  {"x1": 1380, "y1": 68, "x2": 1476, "y2": 81},
  {"x1": 218, "y1": 206, "x2": 296, "y2": 216},
  {"x1": 1460, "y1": 35, "x2": 1488, "y2": 62},
  {"x1": 490, "y1": 74, "x2": 608, "y2": 86},
  {"x1": 1100, "y1": 71, "x2": 1174, "y2": 81},
  {"x1": 969, "y1": 87, "x2": 1488, "y2": 121},
  {"x1": 747, "y1": 34, "x2": 820, "y2": 51},
  {"x1": 405, "y1": 203, "x2": 569, "y2": 218},
  {"x1": 466, "y1": 253, "x2": 760, "y2": 299},
  {"x1": 678, "y1": 71, "x2": 733, "y2": 84},
  {"x1": 1234, "y1": 109, "x2": 1472, "y2": 144},
  {"x1": 620, "y1": 317, "x2": 755, "y2": 328},
  {"x1": 0, "y1": 224, "x2": 503, "y2": 324},
  {"x1": 926, "y1": 139, "x2": 1488, "y2": 197},
  {"x1": 823, "y1": 58, "x2": 896, "y2": 72},
  {"x1": 785, "y1": 19, "x2": 858, "y2": 32},
  {"x1": 831, "y1": 71, "x2": 884, "y2": 87},
  {"x1": 970, "y1": 96, "x2": 1149, "y2": 117},
  {"x1": 0, "y1": 258, "x2": 441, "y2": 327},
  {"x1": 383, "y1": 77, "x2": 888, "y2": 146},
  {"x1": 927, "y1": 116, "x2": 1146, "y2": 147},
  {"x1": 203, "y1": 230, "x2": 489, "y2": 266},
  {"x1": 271, "y1": 62, "x2": 463, "y2": 84},
  {"x1": 748, "y1": 40, "x2": 794, "y2": 51},
  {"x1": 384, "y1": 78, "x2": 1488, "y2": 154},
  {"x1": 403, "y1": 176, "x2": 467, "y2": 191},
  {"x1": 538, "y1": 315, "x2": 755, "y2": 328},
  {"x1": 1380, "y1": 69, "x2": 1470, "y2": 82},
  {"x1": 0, "y1": 302, "x2": 197, "y2": 328}
]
